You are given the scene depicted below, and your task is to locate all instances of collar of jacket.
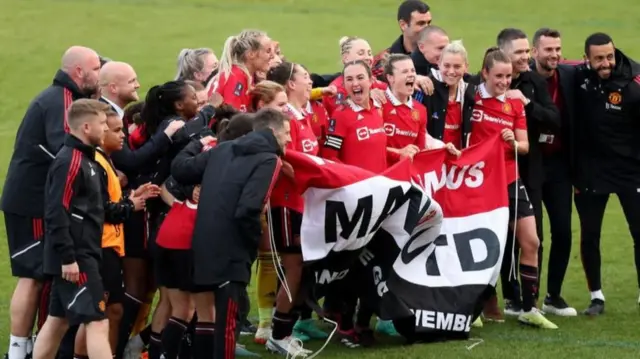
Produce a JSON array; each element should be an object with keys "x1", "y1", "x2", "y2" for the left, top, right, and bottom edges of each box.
[
  {"x1": 65, "y1": 134, "x2": 97, "y2": 160},
  {"x1": 53, "y1": 69, "x2": 88, "y2": 99},
  {"x1": 389, "y1": 35, "x2": 409, "y2": 55},
  {"x1": 411, "y1": 49, "x2": 436, "y2": 76}
]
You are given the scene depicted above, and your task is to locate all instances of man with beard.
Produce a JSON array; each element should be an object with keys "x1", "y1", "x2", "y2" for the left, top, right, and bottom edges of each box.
[
  {"x1": 99, "y1": 61, "x2": 180, "y2": 172},
  {"x1": 573, "y1": 33, "x2": 640, "y2": 315},
  {"x1": 530, "y1": 28, "x2": 578, "y2": 317},
  {"x1": 411, "y1": 25, "x2": 449, "y2": 76},
  {"x1": 485, "y1": 28, "x2": 560, "y2": 320},
  {"x1": 1, "y1": 45, "x2": 100, "y2": 359},
  {"x1": 372, "y1": 0, "x2": 432, "y2": 77}
]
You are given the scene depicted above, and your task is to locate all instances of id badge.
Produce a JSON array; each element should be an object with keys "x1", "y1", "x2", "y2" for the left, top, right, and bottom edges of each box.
[{"x1": 538, "y1": 134, "x2": 554, "y2": 144}]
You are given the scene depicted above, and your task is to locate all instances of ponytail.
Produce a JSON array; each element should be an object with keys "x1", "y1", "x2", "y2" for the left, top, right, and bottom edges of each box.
[
  {"x1": 217, "y1": 36, "x2": 237, "y2": 82},
  {"x1": 175, "y1": 48, "x2": 193, "y2": 80},
  {"x1": 140, "y1": 81, "x2": 187, "y2": 137}
]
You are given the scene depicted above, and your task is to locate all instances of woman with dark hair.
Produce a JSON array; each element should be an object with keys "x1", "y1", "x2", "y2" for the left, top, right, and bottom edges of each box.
[{"x1": 122, "y1": 80, "x2": 219, "y2": 359}]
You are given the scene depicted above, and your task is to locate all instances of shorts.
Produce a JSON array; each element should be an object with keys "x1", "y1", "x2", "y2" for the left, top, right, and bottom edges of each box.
[
  {"x1": 267, "y1": 207, "x2": 302, "y2": 253},
  {"x1": 508, "y1": 179, "x2": 535, "y2": 222},
  {"x1": 4, "y1": 212, "x2": 45, "y2": 280},
  {"x1": 124, "y1": 210, "x2": 147, "y2": 259},
  {"x1": 100, "y1": 248, "x2": 124, "y2": 305},
  {"x1": 154, "y1": 246, "x2": 193, "y2": 291},
  {"x1": 49, "y1": 266, "x2": 107, "y2": 326}
]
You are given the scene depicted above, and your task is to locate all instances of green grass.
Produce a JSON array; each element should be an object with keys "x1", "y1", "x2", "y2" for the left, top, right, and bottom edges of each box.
[{"x1": 2, "y1": 0, "x2": 640, "y2": 358}]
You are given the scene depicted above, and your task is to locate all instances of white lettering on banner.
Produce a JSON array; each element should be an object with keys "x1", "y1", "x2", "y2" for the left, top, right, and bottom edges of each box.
[
  {"x1": 372, "y1": 266, "x2": 388, "y2": 297},
  {"x1": 301, "y1": 176, "x2": 419, "y2": 261},
  {"x1": 314, "y1": 269, "x2": 349, "y2": 284},
  {"x1": 421, "y1": 162, "x2": 485, "y2": 197},
  {"x1": 412, "y1": 309, "x2": 472, "y2": 332},
  {"x1": 393, "y1": 208, "x2": 509, "y2": 287}
]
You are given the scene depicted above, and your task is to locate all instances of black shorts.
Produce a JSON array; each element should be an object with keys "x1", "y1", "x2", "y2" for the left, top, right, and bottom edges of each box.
[
  {"x1": 124, "y1": 210, "x2": 148, "y2": 259},
  {"x1": 101, "y1": 248, "x2": 124, "y2": 305},
  {"x1": 4, "y1": 212, "x2": 45, "y2": 280},
  {"x1": 154, "y1": 246, "x2": 193, "y2": 291},
  {"x1": 49, "y1": 266, "x2": 107, "y2": 326},
  {"x1": 267, "y1": 207, "x2": 302, "y2": 253},
  {"x1": 508, "y1": 179, "x2": 535, "y2": 222}
]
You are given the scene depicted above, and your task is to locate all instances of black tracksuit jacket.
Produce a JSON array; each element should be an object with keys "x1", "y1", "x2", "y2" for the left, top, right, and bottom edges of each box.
[
  {"x1": 171, "y1": 130, "x2": 282, "y2": 286},
  {"x1": 43, "y1": 135, "x2": 104, "y2": 274}
]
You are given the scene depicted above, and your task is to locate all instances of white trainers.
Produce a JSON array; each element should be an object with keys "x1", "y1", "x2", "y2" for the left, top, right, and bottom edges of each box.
[
  {"x1": 123, "y1": 335, "x2": 145, "y2": 359},
  {"x1": 254, "y1": 327, "x2": 272, "y2": 344},
  {"x1": 542, "y1": 295, "x2": 578, "y2": 317},
  {"x1": 266, "y1": 336, "x2": 313, "y2": 358}
]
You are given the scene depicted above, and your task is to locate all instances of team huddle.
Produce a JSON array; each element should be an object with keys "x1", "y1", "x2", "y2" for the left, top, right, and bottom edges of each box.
[{"x1": 3, "y1": 0, "x2": 640, "y2": 359}]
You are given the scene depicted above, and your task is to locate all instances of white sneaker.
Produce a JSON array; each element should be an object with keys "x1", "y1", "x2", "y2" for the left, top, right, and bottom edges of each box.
[
  {"x1": 266, "y1": 336, "x2": 313, "y2": 357},
  {"x1": 542, "y1": 295, "x2": 578, "y2": 317},
  {"x1": 123, "y1": 335, "x2": 145, "y2": 359},
  {"x1": 254, "y1": 327, "x2": 272, "y2": 344},
  {"x1": 503, "y1": 300, "x2": 523, "y2": 317}
]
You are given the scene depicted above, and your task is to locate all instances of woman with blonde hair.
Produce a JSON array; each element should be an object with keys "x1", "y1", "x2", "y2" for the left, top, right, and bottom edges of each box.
[
  {"x1": 174, "y1": 48, "x2": 218, "y2": 86},
  {"x1": 207, "y1": 29, "x2": 274, "y2": 112}
]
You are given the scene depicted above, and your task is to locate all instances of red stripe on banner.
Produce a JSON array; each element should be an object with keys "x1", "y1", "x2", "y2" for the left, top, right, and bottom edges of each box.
[
  {"x1": 262, "y1": 158, "x2": 282, "y2": 209},
  {"x1": 37, "y1": 280, "x2": 52, "y2": 332},
  {"x1": 63, "y1": 88, "x2": 72, "y2": 133},
  {"x1": 63, "y1": 150, "x2": 82, "y2": 210}
]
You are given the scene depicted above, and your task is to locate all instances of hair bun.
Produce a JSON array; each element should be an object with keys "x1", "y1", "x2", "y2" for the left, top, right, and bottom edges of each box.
[{"x1": 339, "y1": 36, "x2": 350, "y2": 47}]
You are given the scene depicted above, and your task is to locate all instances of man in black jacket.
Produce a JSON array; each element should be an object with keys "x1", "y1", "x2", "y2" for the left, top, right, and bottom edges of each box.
[
  {"x1": 1, "y1": 46, "x2": 100, "y2": 359},
  {"x1": 573, "y1": 33, "x2": 640, "y2": 315},
  {"x1": 372, "y1": 0, "x2": 432, "y2": 78},
  {"x1": 530, "y1": 28, "x2": 578, "y2": 317},
  {"x1": 34, "y1": 99, "x2": 112, "y2": 359},
  {"x1": 410, "y1": 25, "x2": 449, "y2": 77},
  {"x1": 171, "y1": 108, "x2": 290, "y2": 359},
  {"x1": 495, "y1": 28, "x2": 561, "y2": 317}
]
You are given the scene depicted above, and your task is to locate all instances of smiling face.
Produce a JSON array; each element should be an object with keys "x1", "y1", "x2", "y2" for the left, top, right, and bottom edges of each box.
[
  {"x1": 386, "y1": 58, "x2": 416, "y2": 99},
  {"x1": 439, "y1": 51, "x2": 467, "y2": 86},
  {"x1": 504, "y1": 38, "x2": 531, "y2": 74},
  {"x1": 483, "y1": 61, "x2": 513, "y2": 96},
  {"x1": 533, "y1": 35, "x2": 562, "y2": 72},
  {"x1": 586, "y1": 42, "x2": 615, "y2": 79},
  {"x1": 344, "y1": 62, "x2": 372, "y2": 106}
]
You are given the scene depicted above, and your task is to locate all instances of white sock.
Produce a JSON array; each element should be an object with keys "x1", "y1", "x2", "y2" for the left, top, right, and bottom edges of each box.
[
  {"x1": 8, "y1": 336, "x2": 29, "y2": 359},
  {"x1": 590, "y1": 290, "x2": 605, "y2": 301}
]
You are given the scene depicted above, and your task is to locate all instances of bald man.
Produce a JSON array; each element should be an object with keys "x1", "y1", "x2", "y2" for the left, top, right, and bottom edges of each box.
[{"x1": 0, "y1": 45, "x2": 100, "y2": 359}]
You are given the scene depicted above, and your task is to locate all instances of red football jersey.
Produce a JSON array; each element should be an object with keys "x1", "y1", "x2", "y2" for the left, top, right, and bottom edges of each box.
[
  {"x1": 306, "y1": 101, "x2": 330, "y2": 144},
  {"x1": 443, "y1": 100, "x2": 463, "y2": 147},
  {"x1": 382, "y1": 89, "x2": 427, "y2": 151},
  {"x1": 210, "y1": 65, "x2": 251, "y2": 112},
  {"x1": 322, "y1": 76, "x2": 388, "y2": 117},
  {"x1": 155, "y1": 200, "x2": 198, "y2": 250},
  {"x1": 269, "y1": 104, "x2": 320, "y2": 212},
  {"x1": 469, "y1": 84, "x2": 527, "y2": 184},
  {"x1": 321, "y1": 99, "x2": 388, "y2": 174}
]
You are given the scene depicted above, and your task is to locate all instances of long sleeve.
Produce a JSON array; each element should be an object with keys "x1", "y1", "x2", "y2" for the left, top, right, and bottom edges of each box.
[
  {"x1": 235, "y1": 156, "x2": 281, "y2": 244},
  {"x1": 163, "y1": 175, "x2": 195, "y2": 202},
  {"x1": 111, "y1": 130, "x2": 172, "y2": 173},
  {"x1": 44, "y1": 152, "x2": 82, "y2": 265},
  {"x1": 42, "y1": 101, "x2": 67, "y2": 157},
  {"x1": 99, "y1": 171, "x2": 134, "y2": 224},
  {"x1": 171, "y1": 140, "x2": 211, "y2": 185},
  {"x1": 311, "y1": 72, "x2": 340, "y2": 88},
  {"x1": 525, "y1": 75, "x2": 561, "y2": 128}
]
